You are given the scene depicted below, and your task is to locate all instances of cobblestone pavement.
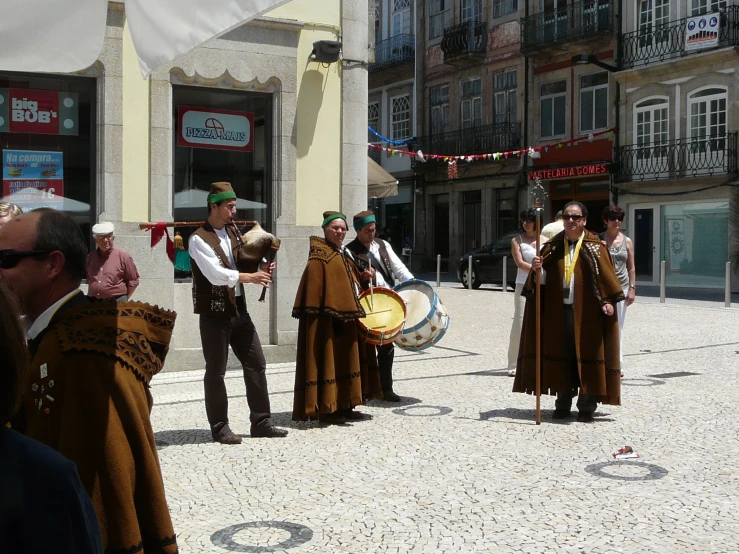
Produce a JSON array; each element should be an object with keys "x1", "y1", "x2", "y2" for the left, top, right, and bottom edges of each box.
[{"x1": 151, "y1": 288, "x2": 739, "y2": 553}]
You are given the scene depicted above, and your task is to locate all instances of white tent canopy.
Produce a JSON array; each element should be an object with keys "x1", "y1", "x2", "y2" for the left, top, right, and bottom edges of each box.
[
  {"x1": 368, "y1": 156, "x2": 398, "y2": 199},
  {"x1": 0, "y1": 0, "x2": 292, "y2": 77},
  {"x1": 1, "y1": 188, "x2": 90, "y2": 212}
]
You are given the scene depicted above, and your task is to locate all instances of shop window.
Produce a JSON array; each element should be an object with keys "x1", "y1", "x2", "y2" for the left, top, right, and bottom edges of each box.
[
  {"x1": 496, "y1": 187, "x2": 516, "y2": 235},
  {"x1": 580, "y1": 72, "x2": 608, "y2": 132},
  {"x1": 172, "y1": 86, "x2": 271, "y2": 254},
  {"x1": 540, "y1": 80, "x2": 566, "y2": 139},
  {"x1": 430, "y1": 85, "x2": 450, "y2": 135},
  {"x1": 391, "y1": 95, "x2": 411, "y2": 140},
  {"x1": 0, "y1": 73, "x2": 96, "y2": 240},
  {"x1": 429, "y1": 0, "x2": 450, "y2": 39}
]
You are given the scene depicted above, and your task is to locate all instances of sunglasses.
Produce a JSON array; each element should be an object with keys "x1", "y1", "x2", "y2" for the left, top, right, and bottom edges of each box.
[
  {"x1": 608, "y1": 216, "x2": 624, "y2": 222},
  {"x1": 562, "y1": 214, "x2": 583, "y2": 221},
  {"x1": 0, "y1": 249, "x2": 53, "y2": 269}
]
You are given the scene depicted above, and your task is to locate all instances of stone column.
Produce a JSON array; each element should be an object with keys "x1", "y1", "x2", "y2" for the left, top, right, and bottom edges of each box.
[{"x1": 341, "y1": 0, "x2": 369, "y2": 219}]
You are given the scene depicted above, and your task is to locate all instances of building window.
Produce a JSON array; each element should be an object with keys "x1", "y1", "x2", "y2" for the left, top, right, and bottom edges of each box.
[
  {"x1": 391, "y1": 95, "x2": 411, "y2": 140},
  {"x1": 638, "y1": 0, "x2": 670, "y2": 48},
  {"x1": 540, "y1": 80, "x2": 567, "y2": 138},
  {"x1": 580, "y1": 72, "x2": 608, "y2": 132},
  {"x1": 393, "y1": 0, "x2": 411, "y2": 36},
  {"x1": 690, "y1": 0, "x2": 725, "y2": 15},
  {"x1": 688, "y1": 87, "x2": 727, "y2": 164},
  {"x1": 430, "y1": 85, "x2": 450, "y2": 135},
  {"x1": 368, "y1": 102, "x2": 380, "y2": 142},
  {"x1": 462, "y1": 0, "x2": 483, "y2": 23},
  {"x1": 493, "y1": 69, "x2": 517, "y2": 124},
  {"x1": 461, "y1": 79, "x2": 482, "y2": 129},
  {"x1": 494, "y1": 0, "x2": 518, "y2": 18},
  {"x1": 429, "y1": 0, "x2": 450, "y2": 39},
  {"x1": 0, "y1": 73, "x2": 96, "y2": 240},
  {"x1": 496, "y1": 187, "x2": 517, "y2": 235},
  {"x1": 173, "y1": 86, "x2": 271, "y2": 247},
  {"x1": 634, "y1": 97, "x2": 668, "y2": 146},
  {"x1": 375, "y1": 8, "x2": 381, "y2": 45}
]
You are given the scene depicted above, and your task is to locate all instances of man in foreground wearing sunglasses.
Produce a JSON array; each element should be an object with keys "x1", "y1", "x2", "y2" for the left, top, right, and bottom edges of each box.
[
  {"x1": 512, "y1": 201, "x2": 625, "y2": 423},
  {"x1": 0, "y1": 209, "x2": 179, "y2": 553}
]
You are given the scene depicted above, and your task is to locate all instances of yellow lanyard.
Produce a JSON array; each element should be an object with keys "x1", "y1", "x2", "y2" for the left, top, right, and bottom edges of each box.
[{"x1": 563, "y1": 234, "x2": 584, "y2": 288}]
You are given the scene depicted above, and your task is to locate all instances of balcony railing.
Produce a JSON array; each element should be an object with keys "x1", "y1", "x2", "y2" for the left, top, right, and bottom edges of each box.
[
  {"x1": 616, "y1": 133, "x2": 737, "y2": 182},
  {"x1": 370, "y1": 34, "x2": 415, "y2": 73},
  {"x1": 521, "y1": 0, "x2": 613, "y2": 52},
  {"x1": 441, "y1": 21, "x2": 488, "y2": 62},
  {"x1": 619, "y1": 7, "x2": 739, "y2": 69},
  {"x1": 412, "y1": 122, "x2": 521, "y2": 165}
]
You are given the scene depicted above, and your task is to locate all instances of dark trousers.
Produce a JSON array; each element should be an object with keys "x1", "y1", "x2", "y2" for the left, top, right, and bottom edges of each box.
[
  {"x1": 377, "y1": 342, "x2": 395, "y2": 392},
  {"x1": 555, "y1": 304, "x2": 597, "y2": 414},
  {"x1": 199, "y1": 298, "x2": 272, "y2": 434}
]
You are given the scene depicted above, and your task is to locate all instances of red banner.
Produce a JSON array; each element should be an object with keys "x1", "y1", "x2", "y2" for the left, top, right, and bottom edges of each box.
[{"x1": 8, "y1": 89, "x2": 60, "y2": 135}]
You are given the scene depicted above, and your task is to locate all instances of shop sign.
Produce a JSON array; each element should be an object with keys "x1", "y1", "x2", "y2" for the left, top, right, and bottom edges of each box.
[
  {"x1": 529, "y1": 163, "x2": 609, "y2": 181},
  {"x1": 686, "y1": 13, "x2": 719, "y2": 51},
  {"x1": 0, "y1": 89, "x2": 79, "y2": 136},
  {"x1": 177, "y1": 106, "x2": 254, "y2": 152},
  {"x1": 2, "y1": 149, "x2": 64, "y2": 202}
]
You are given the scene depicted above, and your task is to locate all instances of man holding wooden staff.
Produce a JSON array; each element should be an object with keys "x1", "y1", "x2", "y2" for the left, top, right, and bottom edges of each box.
[
  {"x1": 188, "y1": 181, "x2": 287, "y2": 443},
  {"x1": 513, "y1": 201, "x2": 624, "y2": 423}
]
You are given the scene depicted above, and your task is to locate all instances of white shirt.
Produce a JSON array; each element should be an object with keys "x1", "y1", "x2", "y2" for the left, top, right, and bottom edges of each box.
[
  {"x1": 563, "y1": 232, "x2": 584, "y2": 305},
  {"x1": 367, "y1": 239, "x2": 414, "y2": 287},
  {"x1": 26, "y1": 289, "x2": 81, "y2": 340},
  {"x1": 188, "y1": 228, "x2": 242, "y2": 296}
]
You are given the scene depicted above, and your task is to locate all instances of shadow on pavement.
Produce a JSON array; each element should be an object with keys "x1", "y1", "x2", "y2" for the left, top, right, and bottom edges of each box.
[{"x1": 154, "y1": 428, "x2": 213, "y2": 447}]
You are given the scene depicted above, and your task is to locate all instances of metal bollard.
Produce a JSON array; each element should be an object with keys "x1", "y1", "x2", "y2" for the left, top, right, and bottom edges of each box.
[
  {"x1": 660, "y1": 260, "x2": 666, "y2": 304},
  {"x1": 726, "y1": 262, "x2": 731, "y2": 308},
  {"x1": 436, "y1": 254, "x2": 441, "y2": 288},
  {"x1": 502, "y1": 256, "x2": 508, "y2": 292},
  {"x1": 468, "y1": 255, "x2": 473, "y2": 290}
]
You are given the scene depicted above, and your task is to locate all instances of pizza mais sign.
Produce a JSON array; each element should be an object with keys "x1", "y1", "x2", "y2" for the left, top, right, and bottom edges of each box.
[
  {"x1": 529, "y1": 163, "x2": 609, "y2": 181},
  {"x1": 177, "y1": 105, "x2": 254, "y2": 152}
]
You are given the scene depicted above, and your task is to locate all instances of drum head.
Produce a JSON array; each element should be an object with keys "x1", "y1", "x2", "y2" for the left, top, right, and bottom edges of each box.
[{"x1": 358, "y1": 287, "x2": 406, "y2": 345}]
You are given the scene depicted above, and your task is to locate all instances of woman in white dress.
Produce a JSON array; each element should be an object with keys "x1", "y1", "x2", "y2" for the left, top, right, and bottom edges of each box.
[{"x1": 507, "y1": 209, "x2": 548, "y2": 377}]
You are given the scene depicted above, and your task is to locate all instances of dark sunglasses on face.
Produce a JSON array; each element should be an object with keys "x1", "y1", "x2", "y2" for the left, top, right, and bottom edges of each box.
[
  {"x1": 0, "y1": 249, "x2": 52, "y2": 269},
  {"x1": 608, "y1": 216, "x2": 624, "y2": 222},
  {"x1": 562, "y1": 214, "x2": 583, "y2": 221}
]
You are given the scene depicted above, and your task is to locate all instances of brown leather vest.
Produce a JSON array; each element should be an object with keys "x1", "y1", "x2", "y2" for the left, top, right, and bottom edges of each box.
[{"x1": 191, "y1": 223, "x2": 242, "y2": 317}]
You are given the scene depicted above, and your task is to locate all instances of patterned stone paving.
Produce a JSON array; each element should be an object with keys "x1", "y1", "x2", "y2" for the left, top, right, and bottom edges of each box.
[{"x1": 150, "y1": 287, "x2": 739, "y2": 553}]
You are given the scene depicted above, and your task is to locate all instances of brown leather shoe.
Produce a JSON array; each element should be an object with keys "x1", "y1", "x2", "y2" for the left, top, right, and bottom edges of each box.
[
  {"x1": 339, "y1": 409, "x2": 373, "y2": 421},
  {"x1": 251, "y1": 426, "x2": 288, "y2": 438},
  {"x1": 212, "y1": 426, "x2": 243, "y2": 445},
  {"x1": 383, "y1": 390, "x2": 402, "y2": 402},
  {"x1": 318, "y1": 413, "x2": 347, "y2": 425}
]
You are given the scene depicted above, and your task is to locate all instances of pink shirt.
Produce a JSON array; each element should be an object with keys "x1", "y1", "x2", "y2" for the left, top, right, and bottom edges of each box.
[{"x1": 85, "y1": 246, "x2": 140, "y2": 299}]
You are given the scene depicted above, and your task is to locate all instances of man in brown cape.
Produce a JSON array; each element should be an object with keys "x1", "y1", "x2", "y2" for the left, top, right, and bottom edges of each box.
[
  {"x1": 0, "y1": 209, "x2": 178, "y2": 553},
  {"x1": 513, "y1": 201, "x2": 624, "y2": 423},
  {"x1": 292, "y1": 211, "x2": 382, "y2": 424}
]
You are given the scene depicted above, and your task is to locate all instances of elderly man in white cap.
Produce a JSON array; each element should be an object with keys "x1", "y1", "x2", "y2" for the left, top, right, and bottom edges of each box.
[{"x1": 85, "y1": 222, "x2": 140, "y2": 301}]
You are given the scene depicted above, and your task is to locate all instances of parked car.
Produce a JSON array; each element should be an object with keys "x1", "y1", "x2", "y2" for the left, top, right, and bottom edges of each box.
[{"x1": 457, "y1": 231, "x2": 520, "y2": 289}]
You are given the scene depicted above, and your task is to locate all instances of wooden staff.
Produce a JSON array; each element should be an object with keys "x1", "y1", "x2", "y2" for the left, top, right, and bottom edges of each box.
[{"x1": 534, "y1": 202, "x2": 543, "y2": 425}]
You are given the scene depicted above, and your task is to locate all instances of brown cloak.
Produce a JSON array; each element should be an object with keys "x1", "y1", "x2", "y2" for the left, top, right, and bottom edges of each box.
[
  {"x1": 21, "y1": 295, "x2": 178, "y2": 554},
  {"x1": 292, "y1": 237, "x2": 382, "y2": 420},
  {"x1": 513, "y1": 231, "x2": 625, "y2": 405}
]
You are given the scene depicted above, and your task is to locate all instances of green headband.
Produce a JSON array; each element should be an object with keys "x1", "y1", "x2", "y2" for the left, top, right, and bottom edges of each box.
[
  {"x1": 322, "y1": 213, "x2": 347, "y2": 228},
  {"x1": 207, "y1": 191, "x2": 237, "y2": 204},
  {"x1": 353, "y1": 214, "x2": 376, "y2": 231}
]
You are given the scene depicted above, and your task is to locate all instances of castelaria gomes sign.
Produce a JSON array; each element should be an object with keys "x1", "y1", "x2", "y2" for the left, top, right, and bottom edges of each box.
[
  {"x1": 177, "y1": 106, "x2": 254, "y2": 152},
  {"x1": 529, "y1": 163, "x2": 609, "y2": 181}
]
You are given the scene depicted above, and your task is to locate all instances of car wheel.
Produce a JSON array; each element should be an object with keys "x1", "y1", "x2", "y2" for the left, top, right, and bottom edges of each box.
[{"x1": 461, "y1": 266, "x2": 482, "y2": 289}]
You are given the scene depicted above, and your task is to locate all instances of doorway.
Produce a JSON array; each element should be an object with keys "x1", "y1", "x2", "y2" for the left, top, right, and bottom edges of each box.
[
  {"x1": 433, "y1": 193, "x2": 450, "y2": 271},
  {"x1": 630, "y1": 204, "x2": 659, "y2": 285}
]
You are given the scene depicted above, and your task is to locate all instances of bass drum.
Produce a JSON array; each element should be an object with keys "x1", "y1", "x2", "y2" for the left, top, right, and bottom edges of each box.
[
  {"x1": 392, "y1": 279, "x2": 450, "y2": 351},
  {"x1": 358, "y1": 287, "x2": 407, "y2": 346}
]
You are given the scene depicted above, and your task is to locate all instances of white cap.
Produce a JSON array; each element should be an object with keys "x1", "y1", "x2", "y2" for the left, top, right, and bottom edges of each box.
[{"x1": 92, "y1": 222, "x2": 115, "y2": 235}]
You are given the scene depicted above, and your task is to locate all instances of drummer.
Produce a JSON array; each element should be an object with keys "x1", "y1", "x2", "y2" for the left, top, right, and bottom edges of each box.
[{"x1": 346, "y1": 211, "x2": 414, "y2": 402}]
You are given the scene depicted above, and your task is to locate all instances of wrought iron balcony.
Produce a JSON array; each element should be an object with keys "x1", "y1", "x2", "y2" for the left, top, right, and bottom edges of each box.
[
  {"x1": 619, "y1": 7, "x2": 739, "y2": 69},
  {"x1": 521, "y1": 0, "x2": 613, "y2": 52},
  {"x1": 616, "y1": 133, "x2": 737, "y2": 182},
  {"x1": 370, "y1": 34, "x2": 415, "y2": 73},
  {"x1": 412, "y1": 122, "x2": 521, "y2": 167},
  {"x1": 441, "y1": 21, "x2": 488, "y2": 63}
]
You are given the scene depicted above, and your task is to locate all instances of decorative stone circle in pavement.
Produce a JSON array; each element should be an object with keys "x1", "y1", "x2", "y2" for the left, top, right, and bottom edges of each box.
[
  {"x1": 210, "y1": 521, "x2": 314, "y2": 553},
  {"x1": 621, "y1": 377, "x2": 666, "y2": 387},
  {"x1": 392, "y1": 405, "x2": 453, "y2": 417},
  {"x1": 585, "y1": 461, "x2": 669, "y2": 481}
]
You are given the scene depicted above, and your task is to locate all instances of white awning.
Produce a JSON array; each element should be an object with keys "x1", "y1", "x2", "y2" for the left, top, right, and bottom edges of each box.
[
  {"x1": 368, "y1": 156, "x2": 398, "y2": 199},
  {"x1": 0, "y1": 0, "x2": 292, "y2": 77}
]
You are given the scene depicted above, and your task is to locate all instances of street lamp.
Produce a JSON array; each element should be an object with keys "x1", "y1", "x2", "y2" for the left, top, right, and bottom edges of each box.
[{"x1": 571, "y1": 54, "x2": 617, "y2": 73}]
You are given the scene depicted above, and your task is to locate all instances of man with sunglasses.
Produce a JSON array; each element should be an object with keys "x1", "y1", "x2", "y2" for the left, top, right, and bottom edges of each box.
[
  {"x1": 0, "y1": 209, "x2": 179, "y2": 553},
  {"x1": 513, "y1": 201, "x2": 625, "y2": 423}
]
